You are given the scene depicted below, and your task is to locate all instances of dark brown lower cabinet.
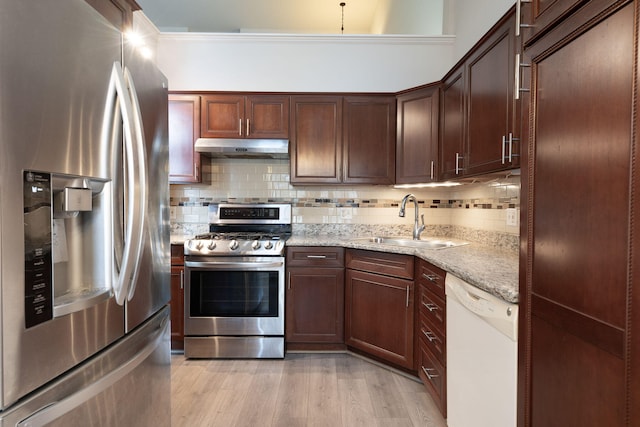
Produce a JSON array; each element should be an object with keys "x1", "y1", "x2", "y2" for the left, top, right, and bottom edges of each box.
[
  {"x1": 345, "y1": 249, "x2": 414, "y2": 370},
  {"x1": 170, "y1": 244, "x2": 185, "y2": 350},
  {"x1": 415, "y1": 258, "x2": 447, "y2": 416},
  {"x1": 285, "y1": 247, "x2": 345, "y2": 349}
]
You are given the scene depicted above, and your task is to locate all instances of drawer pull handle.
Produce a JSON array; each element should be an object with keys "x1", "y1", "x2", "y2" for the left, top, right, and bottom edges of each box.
[
  {"x1": 306, "y1": 255, "x2": 327, "y2": 259},
  {"x1": 422, "y1": 273, "x2": 438, "y2": 283},
  {"x1": 423, "y1": 302, "x2": 438, "y2": 312},
  {"x1": 423, "y1": 330, "x2": 437, "y2": 342},
  {"x1": 422, "y1": 366, "x2": 439, "y2": 380}
]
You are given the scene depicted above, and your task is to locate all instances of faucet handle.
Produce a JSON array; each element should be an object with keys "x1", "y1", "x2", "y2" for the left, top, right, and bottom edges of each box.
[{"x1": 420, "y1": 214, "x2": 425, "y2": 225}]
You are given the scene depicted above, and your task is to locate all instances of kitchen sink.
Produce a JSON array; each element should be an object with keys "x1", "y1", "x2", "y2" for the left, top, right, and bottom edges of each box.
[{"x1": 354, "y1": 236, "x2": 469, "y2": 250}]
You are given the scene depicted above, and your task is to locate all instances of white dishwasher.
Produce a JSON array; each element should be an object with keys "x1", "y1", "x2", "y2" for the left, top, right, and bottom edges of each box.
[{"x1": 445, "y1": 273, "x2": 518, "y2": 427}]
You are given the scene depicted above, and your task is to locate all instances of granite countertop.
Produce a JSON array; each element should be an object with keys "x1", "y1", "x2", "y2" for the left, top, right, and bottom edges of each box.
[
  {"x1": 286, "y1": 234, "x2": 519, "y2": 304},
  {"x1": 171, "y1": 232, "x2": 519, "y2": 303},
  {"x1": 170, "y1": 235, "x2": 191, "y2": 245}
]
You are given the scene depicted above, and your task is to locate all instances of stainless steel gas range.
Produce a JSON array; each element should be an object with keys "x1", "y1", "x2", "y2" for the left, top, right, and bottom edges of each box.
[{"x1": 183, "y1": 203, "x2": 291, "y2": 359}]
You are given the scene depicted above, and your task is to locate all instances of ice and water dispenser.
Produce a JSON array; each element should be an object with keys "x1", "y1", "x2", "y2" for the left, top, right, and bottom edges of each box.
[{"x1": 23, "y1": 170, "x2": 112, "y2": 328}]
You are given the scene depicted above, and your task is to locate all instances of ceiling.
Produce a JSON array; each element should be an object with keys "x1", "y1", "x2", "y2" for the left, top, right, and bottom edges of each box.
[{"x1": 137, "y1": 0, "x2": 393, "y2": 34}]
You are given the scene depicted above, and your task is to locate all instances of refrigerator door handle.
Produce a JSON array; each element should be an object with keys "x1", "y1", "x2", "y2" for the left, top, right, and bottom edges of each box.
[
  {"x1": 123, "y1": 66, "x2": 148, "y2": 302},
  {"x1": 107, "y1": 62, "x2": 142, "y2": 305},
  {"x1": 16, "y1": 316, "x2": 167, "y2": 427}
]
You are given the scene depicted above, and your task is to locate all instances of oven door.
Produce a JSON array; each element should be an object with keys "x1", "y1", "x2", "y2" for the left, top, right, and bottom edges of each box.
[{"x1": 184, "y1": 256, "x2": 285, "y2": 336}]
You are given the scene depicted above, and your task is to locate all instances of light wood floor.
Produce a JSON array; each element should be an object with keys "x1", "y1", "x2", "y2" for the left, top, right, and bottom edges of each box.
[{"x1": 171, "y1": 352, "x2": 447, "y2": 427}]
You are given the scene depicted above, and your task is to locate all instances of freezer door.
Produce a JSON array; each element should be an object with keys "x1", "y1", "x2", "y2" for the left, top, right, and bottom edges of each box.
[
  {"x1": 123, "y1": 27, "x2": 171, "y2": 332},
  {"x1": 0, "y1": 307, "x2": 171, "y2": 427},
  {"x1": 0, "y1": 0, "x2": 126, "y2": 409}
]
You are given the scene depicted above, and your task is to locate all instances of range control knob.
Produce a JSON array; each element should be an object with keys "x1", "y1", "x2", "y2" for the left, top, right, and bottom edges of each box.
[
  {"x1": 251, "y1": 240, "x2": 261, "y2": 250},
  {"x1": 194, "y1": 241, "x2": 203, "y2": 250},
  {"x1": 207, "y1": 241, "x2": 216, "y2": 250},
  {"x1": 264, "y1": 241, "x2": 273, "y2": 250},
  {"x1": 229, "y1": 240, "x2": 239, "y2": 251}
]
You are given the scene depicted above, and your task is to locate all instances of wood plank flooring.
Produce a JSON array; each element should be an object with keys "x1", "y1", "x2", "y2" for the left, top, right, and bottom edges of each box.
[{"x1": 171, "y1": 352, "x2": 447, "y2": 427}]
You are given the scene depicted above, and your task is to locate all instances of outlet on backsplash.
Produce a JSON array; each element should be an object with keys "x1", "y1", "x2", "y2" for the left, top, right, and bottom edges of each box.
[{"x1": 506, "y1": 208, "x2": 519, "y2": 227}]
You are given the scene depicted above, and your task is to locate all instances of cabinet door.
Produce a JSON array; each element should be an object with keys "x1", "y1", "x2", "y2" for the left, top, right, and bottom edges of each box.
[
  {"x1": 200, "y1": 94, "x2": 244, "y2": 138},
  {"x1": 342, "y1": 96, "x2": 396, "y2": 184},
  {"x1": 466, "y1": 12, "x2": 518, "y2": 175},
  {"x1": 396, "y1": 85, "x2": 440, "y2": 184},
  {"x1": 520, "y1": 0, "x2": 599, "y2": 44},
  {"x1": 170, "y1": 265, "x2": 184, "y2": 350},
  {"x1": 246, "y1": 95, "x2": 289, "y2": 139},
  {"x1": 522, "y1": 3, "x2": 633, "y2": 425},
  {"x1": 286, "y1": 267, "x2": 345, "y2": 343},
  {"x1": 439, "y1": 67, "x2": 465, "y2": 180},
  {"x1": 290, "y1": 96, "x2": 342, "y2": 184},
  {"x1": 169, "y1": 95, "x2": 201, "y2": 183},
  {"x1": 345, "y1": 269, "x2": 414, "y2": 369}
]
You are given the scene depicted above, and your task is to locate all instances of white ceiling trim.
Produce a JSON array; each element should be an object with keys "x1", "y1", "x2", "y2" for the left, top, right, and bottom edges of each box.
[{"x1": 157, "y1": 32, "x2": 456, "y2": 46}]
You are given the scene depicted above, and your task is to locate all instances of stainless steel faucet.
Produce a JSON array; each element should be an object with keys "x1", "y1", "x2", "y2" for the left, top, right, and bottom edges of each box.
[{"x1": 399, "y1": 193, "x2": 425, "y2": 240}]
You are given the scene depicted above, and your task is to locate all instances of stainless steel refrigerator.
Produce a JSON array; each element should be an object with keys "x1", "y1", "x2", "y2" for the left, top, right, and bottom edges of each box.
[{"x1": 0, "y1": 0, "x2": 171, "y2": 425}]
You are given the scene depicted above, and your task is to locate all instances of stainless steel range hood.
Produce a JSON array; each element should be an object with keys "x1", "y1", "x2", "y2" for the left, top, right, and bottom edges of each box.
[{"x1": 195, "y1": 138, "x2": 289, "y2": 159}]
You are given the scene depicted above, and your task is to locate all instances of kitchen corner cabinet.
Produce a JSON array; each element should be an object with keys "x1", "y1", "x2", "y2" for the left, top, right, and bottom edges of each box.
[
  {"x1": 520, "y1": 2, "x2": 637, "y2": 426},
  {"x1": 290, "y1": 95, "x2": 396, "y2": 185},
  {"x1": 169, "y1": 94, "x2": 201, "y2": 184},
  {"x1": 285, "y1": 247, "x2": 345, "y2": 348},
  {"x1": 440, "y1": 7, "x2": 520, "y2": 180},
  {"x1": 170, "y1": 244, "x2": 185, "y2": 350},
  {"x1": 345, "y1": 249, "x2": 414, "y2": 369},
  {"x1": 415, "y1": 259, "x2": 447, "y2": 417},
  {"x1": 200, "y1": 94, "x2": 289, "y2": 139},
  {"x1": 396, "y1": 84, "x2": 440, "y2": 184}
]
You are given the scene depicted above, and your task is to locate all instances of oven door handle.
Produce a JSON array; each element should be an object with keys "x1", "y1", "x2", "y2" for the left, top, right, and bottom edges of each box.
[{"x1": 185, "y1": 261, "x2": 284, "y2": 269}]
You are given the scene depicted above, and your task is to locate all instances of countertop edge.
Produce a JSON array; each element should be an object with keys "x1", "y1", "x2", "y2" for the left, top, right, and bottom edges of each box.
[
  {"x1": 171, "y1": 234, "x2": 519, "y2": 304},
  {"x1": 286, "y1": 235, "x2": 519, "y2": 304}
]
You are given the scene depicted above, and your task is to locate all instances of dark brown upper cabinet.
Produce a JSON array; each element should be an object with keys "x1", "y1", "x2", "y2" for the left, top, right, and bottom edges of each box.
[
  {"x1": 517, "y1": 0, "x2": 608, "y2": 46},
  {"x1": 290, "y1": 95, "x2": 396, "y2": 185},
  {"x1": 465, "y1": 10, "x2": 520, "y2": 176},
  {"x1": 201, "y1": 94, "x2": 289, "y2": 139},
  {"x1": 396, "y1": 84, "x2": 440, "y2": 184},
  {"x1": 290, "y1": 95, "x2": 343, "y2": 184},
  {"x1": 439, "y1": 6, "x2": 521, "y2": 180},
  {"x1": 342, "y1": 96, "x2": 396, "y2": 185},
  {"x1": 168, "y1": 94, "x2": 201, "y2": 184}
]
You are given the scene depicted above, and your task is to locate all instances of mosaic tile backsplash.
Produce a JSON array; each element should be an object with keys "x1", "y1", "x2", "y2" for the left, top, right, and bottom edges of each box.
[{"x1": 170, "y1": 158, "x2": 521, "y2": 252}]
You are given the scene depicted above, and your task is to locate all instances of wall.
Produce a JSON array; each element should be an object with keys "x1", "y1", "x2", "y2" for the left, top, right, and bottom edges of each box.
[
  {"x1": 150, "y1": 1, "x2": 515, "y2": 93},
  {"x1": 449, "y1": 0, "x2": 515, "y2": 63},
  {"x1": 372, "y1": 0, "x2": 444, "y2": 35},
  {"x1": 155, "y1": 33, "x2": 455, "y2": 93}
]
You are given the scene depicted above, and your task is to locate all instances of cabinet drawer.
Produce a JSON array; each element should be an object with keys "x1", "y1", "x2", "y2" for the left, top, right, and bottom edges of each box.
[
  {"x1": 418, "y1": 340, "x2": 446, "y2": 417},
  {"x1": 416, "y1": 259, "x2": 446, "y2": 297},
  {"x1": 346, "y1": 249, "x2": 414, "y2": 279},
  {"x1": 419, "y1": 312, "x2": 446, "y2": 365},
  {"x1": 286, "y1": 247, "x2": 345, "y2": 267},
  {"x1": 171, "y1": 244, "x2": 184, "y2": 266},
  {"x1": 419, "y1": 285, "x2": 446, "y2": 334}
]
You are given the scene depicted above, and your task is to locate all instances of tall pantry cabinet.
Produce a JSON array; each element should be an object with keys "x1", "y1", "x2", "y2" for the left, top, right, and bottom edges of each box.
[{"x1": 519, "y1": 1, "x2": 640, "y2": 425}]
